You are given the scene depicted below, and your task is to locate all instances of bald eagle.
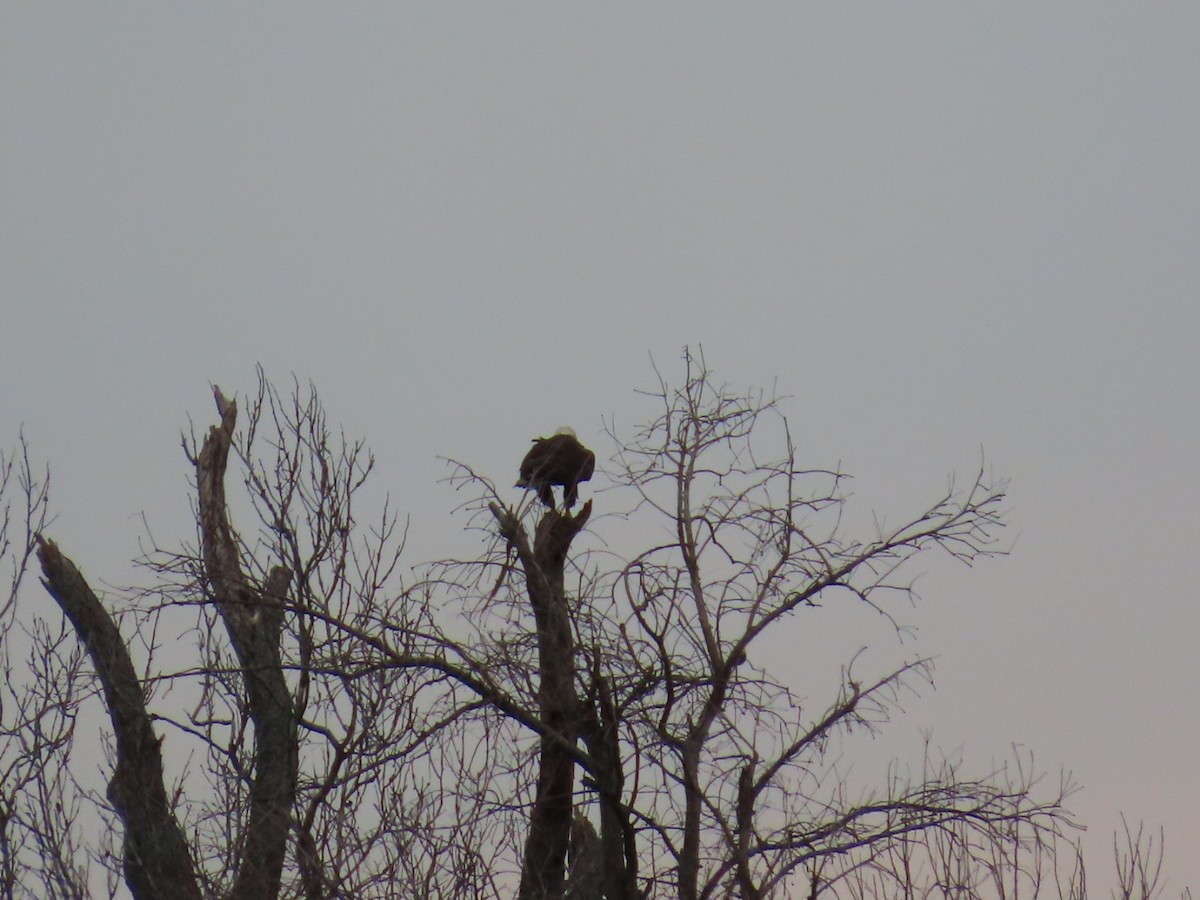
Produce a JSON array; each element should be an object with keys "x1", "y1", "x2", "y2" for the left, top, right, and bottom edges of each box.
[{"x1": 516, "y1": 427, "x2": 595, "y2": 510}]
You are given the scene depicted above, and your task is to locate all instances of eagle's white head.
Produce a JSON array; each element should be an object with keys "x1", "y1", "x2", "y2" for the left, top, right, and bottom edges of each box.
[{"x1": 554, "y1": 426, "x2": 577, "y2": 438}]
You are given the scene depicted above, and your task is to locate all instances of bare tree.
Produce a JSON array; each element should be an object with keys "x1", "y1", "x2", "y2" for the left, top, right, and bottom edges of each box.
[
  {"x1": 0, "y1": 437, "x2": 99, "y2": 900},
  {"x1": 433, "y1": 350, "x2": 1071, "y2": 899},
  {"x1": 0, "y1": 354, "x2": 1185, "y2": 899},
  {"x1": 493, "y1": 350, "x2": 1069, "y2": 899},
  {"x1": 155, "y1": 376, "x2": 514, "y2": 898},
  {"x1": 6, "y1": 379, "x2": 512, "y2": 898}
]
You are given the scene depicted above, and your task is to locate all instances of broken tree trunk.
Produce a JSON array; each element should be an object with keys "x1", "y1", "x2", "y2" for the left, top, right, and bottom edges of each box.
[
  {"x1": 196, "y1": 388, "x2": 298, "y2": 900},
  {"x1": 37, "y1": 537, "x2": 203, "y2": 900},
  {"x1": 493, "y1": 501, "x2": 591, "y2": 900}
]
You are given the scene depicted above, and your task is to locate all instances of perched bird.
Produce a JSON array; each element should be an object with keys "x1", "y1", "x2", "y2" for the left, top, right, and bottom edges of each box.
[{"x1": 516, "y1": 427, "x2": 596, "y2": 510}]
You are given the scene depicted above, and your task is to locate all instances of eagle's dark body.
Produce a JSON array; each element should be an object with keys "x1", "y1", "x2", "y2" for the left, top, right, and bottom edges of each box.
[{"x1": 517, "y1": 429, "x2": 595, "y2": 510}]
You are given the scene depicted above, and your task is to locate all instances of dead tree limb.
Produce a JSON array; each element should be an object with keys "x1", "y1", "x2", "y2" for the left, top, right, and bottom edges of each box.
[
  {"x1": 578, "y1": 664, "x2": 641, "y2": 900},
  {"x1": 36, "y1": 537, "x2": 202, "y2": 900},
  {"x1": 195, "y1": 388, "x2": 297, "y2": 900},
  {"x1": 494, "y1": 500, "x2": 591, "y2": 900}
]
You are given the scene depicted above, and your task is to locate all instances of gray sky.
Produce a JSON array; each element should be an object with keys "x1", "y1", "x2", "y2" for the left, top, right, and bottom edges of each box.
[{"x1": 3, "y1": 5, "x2": 1197, "y2": 892}]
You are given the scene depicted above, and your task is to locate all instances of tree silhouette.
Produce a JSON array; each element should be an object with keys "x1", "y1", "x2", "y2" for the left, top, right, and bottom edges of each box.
[{"x1": 0, "y1": 352, "x2": 1183, "y2": 898}]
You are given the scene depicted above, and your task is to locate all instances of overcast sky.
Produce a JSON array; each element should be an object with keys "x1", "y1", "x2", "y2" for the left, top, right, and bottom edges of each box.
[{"x1": 2, "y1": 5, "x2": 1197, "y2": 893}]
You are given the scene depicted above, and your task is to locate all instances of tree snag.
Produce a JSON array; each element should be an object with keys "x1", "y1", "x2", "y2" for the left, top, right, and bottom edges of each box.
[
  {"x1": 493, "y1": 501, "x2": 592, "y2": 900},
  {"x1": 36, "y1": 537, "x2": 202, "y2": 900},
  {"x1": 195, "y1": 387, "x2": 298, "y2": 900}
]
